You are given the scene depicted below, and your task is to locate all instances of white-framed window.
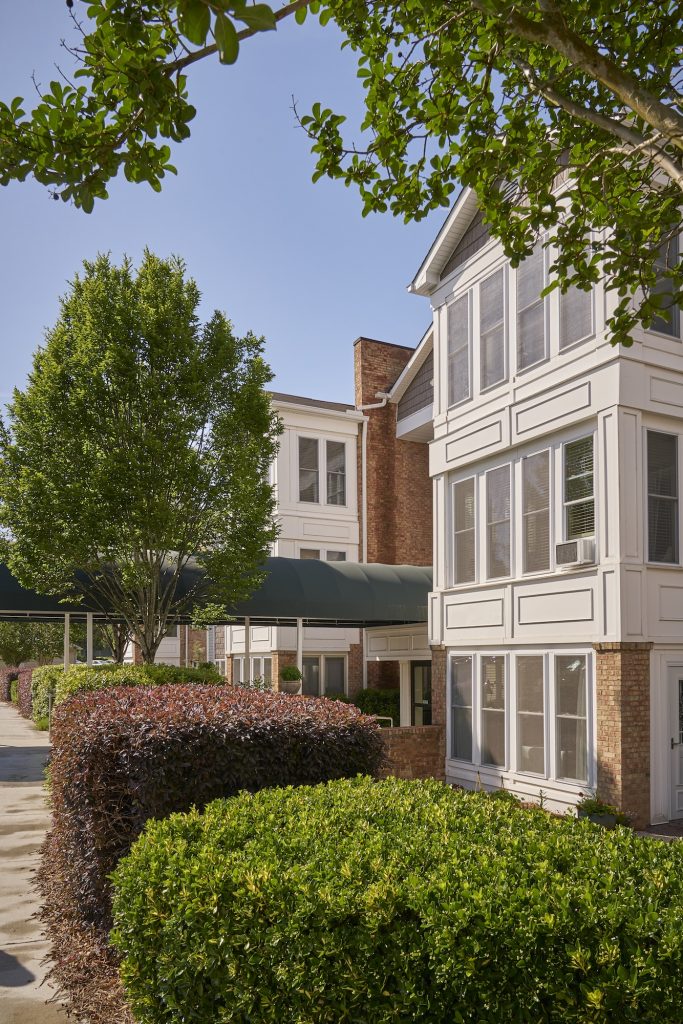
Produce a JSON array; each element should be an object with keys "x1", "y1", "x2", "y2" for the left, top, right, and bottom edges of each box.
[
  {"x1": 563, "y1": 435, "x2": 594, "y2": 540},
  {"x1": 214, "y1": 658, "x2": 227, "y2": 677},
  {"x1": 559, "y1": 277, "x2": 594, "y2": 351},
  {"x1": 651, "y1": 235, "x2": 681, "y2": 339},
  {"x1": 450, "y1": 655, "x2": 473, "y2": 762},
  {"x1": 300, "y1": 548, "x2": 321, "y2": 560},
  {"x1": 233, "y1": 656, "x2": 272, "y2": 684},
  {"x1": 301, "y1": 655, "x2": 346, "y2": 697},
  {"x1": 516, "y1": 655, "x2": 545, "y2": 775},
  {"x1": 516, "y1": 241, "x2": 547, "y2": 371},
  {"x1": 479, "y1": 267, "x2": 506, "y2": 390},
  {"x1": 480, "y1": 655, "x2": 506, "y2": 768},
  {"x1": 447, "y1": 292, "x2": 471, "y2": 407},
  {"x1": 298, "y1": 437, "x2": 319, "y2": 503},
  {"x1": 326, "y1": 550, "x2": 347, "y2": 562},
  {"x1": 522, "y1": 450, "x2": 550, "y2": 573},
  {"x1": 647, "y1": 430, "x2": 679, "y2": 564},
  {"x1": 555, "y1": 654, "x2": 588, "y2": 783},
  {"x1": 486, "y1": 464, "x2": 511, "y2": 579},
  {"x1": 299, "y1": 548, "x2": 347, "y2": 562},
  {"x1": 453, "y1": 477, "x2": 476, "y2": 584},
  {"x1": 165, "y1": 623, "x2": 178, "y2": 638},
  {"x1": 326, "y1": 440, "x2": 346, "y2": 505}
]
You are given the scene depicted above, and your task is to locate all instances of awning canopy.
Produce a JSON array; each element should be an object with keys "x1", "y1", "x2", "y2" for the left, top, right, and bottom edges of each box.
[{"x1": 0, "y1": 558, "x2": 431, "y2": 628}]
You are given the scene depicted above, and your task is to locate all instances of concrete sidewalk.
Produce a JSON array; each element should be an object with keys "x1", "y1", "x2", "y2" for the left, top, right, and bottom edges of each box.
[{"x1": 0, "y1": 702, "x2": 66, "y2": 1022}]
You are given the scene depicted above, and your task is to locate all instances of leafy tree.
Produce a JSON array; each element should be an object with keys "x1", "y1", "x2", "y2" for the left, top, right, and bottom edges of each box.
[
  {"x1": 0, "y1": 251, "x2": 280, "y2": 663},
  {"x1": 0, "y1": 622, "x2": 65, "y2": 666},
  {"x1": 1, "y1": 2, "x2": 682, "y2": 342}
]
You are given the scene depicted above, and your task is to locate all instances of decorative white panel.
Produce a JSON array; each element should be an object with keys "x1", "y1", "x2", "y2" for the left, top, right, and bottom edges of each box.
[
  {"x1": 445, "y1": 419, "x2": 502, "y2": 464},
  {"x1": 388, "y1": 636, "x2": 412, "y2": 652},
  {"x1": 619, "y1": 410, "x2": 641, "y2": 560},
  {"x1": 368, "y1": 636, "x2": 388, "y2": 653},
  {"x1": 517, "y1": 587, "x2": 593, "y2": 625},
  {"x1": 445, "y1": 596, "x2": 504, "y2": 629},
  {"x1": 429, "y1": 593, "x2": 442, "y2": 644},
  {"x1": 659, "y1": 586, "x2": 683, "y2": 622},
  {"x1": 650, "y1": 375, "x2": 683, "y2": 409},
  {"x1": 624, "y1": 569, "x2": 643, "y2": 636},
  {"x1": 602, "y1": 570, "x2": 616, "y2": 637},
  {"x1": 515, "y1": 381, "x2": 591, "y2": 436},
  {"x1": 302, "y1": 521, "x2": 351, "y2": 539}
]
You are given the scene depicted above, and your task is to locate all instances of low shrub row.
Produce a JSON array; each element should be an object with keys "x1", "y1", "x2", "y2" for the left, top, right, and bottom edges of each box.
[
  {"x1": 353, "y1": 686, "x2": 401, "y2": 724},
  {"x1": 0, "y1": 665, "x2": 19, "y2": 702},
  {"x1": 48, "y1": 684, "x2": 385, "y2": 932},
  {"x1": 15, "y1": 667, "x2": 34, "y2": 719},
  {"x1": 112, "y1": 777, "x2": 683, "y2": 1024},
  {"x1": 31, "y1": 661, "x2": 221, "y2": 726}
]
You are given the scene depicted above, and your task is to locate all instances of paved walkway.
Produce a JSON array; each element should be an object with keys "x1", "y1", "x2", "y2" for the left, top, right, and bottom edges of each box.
[{"x1": 0, "y1": 702, "x2": 66, "y2": 1022}]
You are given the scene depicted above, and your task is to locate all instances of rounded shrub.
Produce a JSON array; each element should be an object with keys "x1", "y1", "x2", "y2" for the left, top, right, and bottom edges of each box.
[
  {"x1": 112, "y1": 778, "x2": 683, "y2": 1024},
  {"x1": 353, "y1": 686, "x2": 400, "y2": 724}
]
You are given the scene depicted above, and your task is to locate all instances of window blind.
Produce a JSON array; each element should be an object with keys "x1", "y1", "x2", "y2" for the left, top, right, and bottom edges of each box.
[
  {"x1": 517, "y1": 656, "x2": 545, "y2": 775},
  {"x1": 448, "y1": 293, "x2": 470, "y2": 406},
  {"x1": 480, "y1": 655, "x2": 505, "y2": 768},
  {"x1": 564, "y1": 436, "x2": 594, "y2": 539},
  {"x1": 486, "y1": 464, "x2": 511, "y2": 578},
  {"x1": 451, "y1": 656, "x2": 473, "y2": 761},
  {"x1": 517, "y1": 243, "x2": 546, "y2": 370},
  {"x1": 555, "y1": 655, "x2": 587, "y2": 782},
  {"x1": 454, "y1": 478, "x2": 476, "y2": 583},
  {"x1": 298, "y1": 437, "x2": 319, "y2": 502},
  {"x1": 648, "y1": 430, "x2": 678, "y2": 563},
  {"x1": 480, "y1": 268, "x2": 505, "y2": 390},
  {"x1": 559, "y1": 282, "x2": 593, "y2": 350},
  {"x1": 326, "y1": 440, "x2": 346, "y2": 505},
  {"x1": 523, "y1": 451, "x2": 550, "y2": 572}
]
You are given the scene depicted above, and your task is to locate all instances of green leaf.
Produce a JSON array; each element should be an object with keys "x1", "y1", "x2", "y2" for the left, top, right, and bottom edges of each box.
[
  {"x1": 178, "y1": 0, "x2": 211, "y2": 46},
  {"x1": 214, "y1": 13, "x2": 240, "y2": 64},
  {"x1": 236, "y1": 4, "x2": 276, "y2": 32}
]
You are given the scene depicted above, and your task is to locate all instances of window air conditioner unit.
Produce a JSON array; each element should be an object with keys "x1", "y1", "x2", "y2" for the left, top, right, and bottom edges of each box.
[{"x1": 555, "y1": 538, "x2": 595, "y2": 569}]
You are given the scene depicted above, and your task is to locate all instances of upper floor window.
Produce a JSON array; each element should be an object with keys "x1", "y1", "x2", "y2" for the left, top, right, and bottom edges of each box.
[
  {"x1": 300, "y1": 548, "x2": 320, "y2": 559},
  {"x1": 326, "y1": 440, "x2": 346, "y2": 505},
  {"x1": 298, "y1": 437, "x2": 319, "y2": 502},
  {"x1": 522, "y1": 450, "x2": 550, "y2": 573},
  {"x1": 647, "y1": 430, "x2": 679, "y2": 563},
  {"x1": 326, "y1": 550, "x2": 347, "y2": 561},
  {"x1": 564, "y1": 436, "x2": 594, "y2": 539},
  {"x1": 448, "y1": 293, "x2": 470, "y2": 407},
  {"x1": 480, "y1": 268, "x2": 506, "y2": 390},
  {"x1": 516, "y1": 242, "x2": 546, "y2": 371},
  {"x1": 652, "y1": 235, "x2": 681, "y2": 338},
  {"x1": 453, "y1": 477, "x2": 476, "y2": 583},
  {"x1": 486, "y1": 464, "x2": 511, "y2": 578},
  {"x1": 559, "y1": 278, "x2": 593, "y2": 350}
]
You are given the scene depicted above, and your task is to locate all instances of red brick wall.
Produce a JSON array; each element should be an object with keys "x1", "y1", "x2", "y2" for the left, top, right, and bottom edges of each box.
[
  {"x1": 430, "y1": 646, "x2": 447, "y2": 729},
  {"x1": 380, "y1": 726, "x2": 445, "y2": 781},
  {"x1": 366, "y1": 660, "x2": 400, "y2": 690},
  {"x1": 215, "y1": 627, "x2": 225, "y2": 660},
  {"x1": 594, "y1": 642, "x2": 651, "y2": 828},
  {"x1": 347, "y1": 643, "x2": 364, "y2": 700},
  {"x1": 354, "y1": 338, "x2": 432, "y2": 566},
  {"x1": 272, "y1": 650, "x2": 298, "y2": 693}
]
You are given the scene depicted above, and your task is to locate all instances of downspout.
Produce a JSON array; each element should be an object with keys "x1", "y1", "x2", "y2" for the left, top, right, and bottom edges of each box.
[{"x1": 356, "y1": 391, "x2": 391, "y2": 688}]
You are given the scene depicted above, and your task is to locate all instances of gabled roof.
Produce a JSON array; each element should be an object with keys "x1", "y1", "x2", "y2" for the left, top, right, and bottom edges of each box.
[
  {"x1": 409, "y1": 187, "x2": 481, "y2": 296},
  {"x1": 389, "y1": 326, "x2": 433, "y2": 404}
]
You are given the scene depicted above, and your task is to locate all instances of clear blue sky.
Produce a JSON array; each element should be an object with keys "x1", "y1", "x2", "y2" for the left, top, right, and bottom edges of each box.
[{"x1": 0, "y1": 3, "x2": 442, "y2": 408}]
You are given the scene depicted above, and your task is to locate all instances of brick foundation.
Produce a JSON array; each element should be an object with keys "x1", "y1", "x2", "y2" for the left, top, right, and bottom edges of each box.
[
  {"x1": 380, "y1": 725, "x2": 445, "y2": 782},
  {"x1": 594, "y1": 642, "x2": 651, "y2": 828}
]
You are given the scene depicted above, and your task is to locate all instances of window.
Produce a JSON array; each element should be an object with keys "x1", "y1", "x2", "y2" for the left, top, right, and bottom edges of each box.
[
  {"x1": 486, "y1": 465, "x2": 511, "y2": 578},
  {"x1": 165, "y1": 623, "x2": 178, "y2": 638},
  {"x1": 555, "y1": 655, "x2": 588, "y2": 782},
  {"x1": 564, "y1": 436, "x2": 594, "y2": 539},
  {"x1": 298, "y1": 437, "x2": 319, "y2": 502},
  {"x1": 516, "y1": 656, "x2": 545, "y2": 774},
  {"x1": 517, "y1": 243, "x2": 546, "y2": 370},
  {"x1": 648, "y1": 431, "x2": 679, "y2": 563},
  {"x1": 451, "y1": 656, "x2": 473, "y2": 761},
  {"x1": 233, "y1": 657, "x2": 242, "y2": 684},
  {"x1": 480, "y1": 656, "x2": 505, "y2": 767},
  {"x1": 447, "y1": 293, "x2": 470, "y2": 406},
  {"x1": 453, "y1": 478, "x2": 476, "y2": 584},
  {"x1": 522, "y1": 451, "x2": 550, "y2": 573},
  {"x1": 325, "y1": 656, "x2": 345, "y2": 694},
  {"x1": 326, "y1": 441, "x2": 346, "y2": 505},
  {"x1": 326, "y1": 551, "x2": 347, "y2": 561},
  {"x1": 300, "y1": 548, "x2": 320, "y2": 560},
  {"x1": 302, "y1": 655, "x2": 346, "y2": 696},
  {"x1": 652, "y1": 235, "x2": 681, "y2": 338},
  {"x1": 559, "y1": 278, "x2": 593, "y2": 350},
  {"x1": 480, "y1": 268, "x2": 506, "y2": 390}
]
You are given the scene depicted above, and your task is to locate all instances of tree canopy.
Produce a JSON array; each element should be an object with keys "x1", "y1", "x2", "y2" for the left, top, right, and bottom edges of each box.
[
  {"x1": 0, "y1": 622, "x2": 65, "y2": 667},
  {"x1": 1, "y1": 1, "x2": 682, "y2": 342},
  {"x1": 0, "y1": 251, "x2": 280, "y2": 662}
]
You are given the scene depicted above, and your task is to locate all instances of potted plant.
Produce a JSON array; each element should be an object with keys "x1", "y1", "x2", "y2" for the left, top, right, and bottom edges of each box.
[
  {"x1": 576, "y1": 794, "x2": 628, "y2": 829},
  {"x1": 279, "y1": 665, "x2": 302, "y2": 695}
]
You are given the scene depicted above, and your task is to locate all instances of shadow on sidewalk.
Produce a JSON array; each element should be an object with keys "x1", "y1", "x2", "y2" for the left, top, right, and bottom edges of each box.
[
  {"x1": 0, "y1": 746, "x2": 50, "y2": 783},
  {"x1": 0, "y1": 948, "x2": 36, "y2": 987}
]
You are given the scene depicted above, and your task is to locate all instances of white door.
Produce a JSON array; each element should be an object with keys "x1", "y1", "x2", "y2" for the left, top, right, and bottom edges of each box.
[{"x1": 670, "y1": 674, "x2": 683, "y2": 819}]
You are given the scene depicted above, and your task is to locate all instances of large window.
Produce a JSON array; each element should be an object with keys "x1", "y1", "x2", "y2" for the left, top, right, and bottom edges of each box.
[
  {"x1": 233, "y1": 656, "x2": 272, "y2": 685},
  {"x1": 302, "y1": 655, "x2": 346, "y2": 696},
  {"x1": 326, "y1": 441, "x2": 346, "y2": 505},
  {"x1": 298, "y1": 437, "x2": 319, "y2": 503},
  {"x1": 648, "y1": 430, "x2": 679, "y2": 563},
  {"x1": 486, "y1": 465, "x2": 511, "y2": 578},
  {"x1": 559, "y1": 279, "x2": 593, "y2": 350},
  {"x1": 516, "y1": 656, "x2": 545, "y2": 774},
  {"x1": 564, "y1": 436, "x2": 594, "y2": 539},
  {"x1": 651, "y1": 235, "x2": 681, "y2": 338},
  {"x1": 480, "y1": 656, "x2": 506, "y2": 767},
  {"x1": 480, "y1": 268, "x2": 506, "y2": 390},
  {"x1": 516, "y1": 243, "x2": 546, "y2": 370},
  {"x1": 522, "y1": 451, "x2": 550, "y2": 573},
  {"x1": 453, "y1": 478, "x2": 476, "y2": 584},
  {"x1": 451, "y1": 656, "x2": 473, "y2": 761},
  {"x1": 555, "y1": 655, "x2": 588, "y2": 782},
  {"x1": 447, "y1": 293, "x2": 470, "y2": 407}
]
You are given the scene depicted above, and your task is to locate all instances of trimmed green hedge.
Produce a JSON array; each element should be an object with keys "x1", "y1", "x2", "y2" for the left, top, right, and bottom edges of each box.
[
  {"x1": 112, "y1": 777, "x2": 683, "y2": 1024},
  {"x1": 31, "y1": 662, "x2": 221, "y2": 725},
  {"x1": 353, "y1": 686, "x2": 400, "y2": 724}
]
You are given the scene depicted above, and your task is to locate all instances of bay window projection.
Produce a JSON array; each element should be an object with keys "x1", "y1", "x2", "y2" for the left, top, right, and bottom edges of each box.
[
  {"x1": 555, "y1": 655, "x2": 588, "y2": 782},
  {"x1": 302, "y1": 655, "x2": 346, "y2": 696},
  {"x1": 453, "y1": 478, "x2": 476, "y2": 584},
  {"x1": 564, "y1": 436, "x2": 594, "y2": 539},
  {"x1": 522, "y1": 451, "x2": 550, "y2": 573},
  {"x1": 516, "y1": 656, "x2": 545, "y2": 775},
  {"x1": 480, "y1": 268, "x2": 506, "y2": 390},
  {"x1": 652, "y1": 235, "x2": 681, "y2": 338},
  {"x1": 486, "y1": 465, "x2": 511, "y2": 578},
  {"x1": 647, "y1": 430, "x2": 679, "y2": 563},
  {"x1": 450, "y1": 656, "x2": 473, "y2": 761},
  {"x1": 480, "y1": 656, "x2": 506, "y2": 768},
  {"x1": 299, "y1": 437, "x2": 319, "y2": 502},
  {"x1": 516, "y1": 243, "x2": 547, "y2": 370},
  {"x1": 447, "y1": 293, "x2": 470, "y2": 407},
  {"x1": 326, "y1": 440, "x2": 346, "y2": 505}
]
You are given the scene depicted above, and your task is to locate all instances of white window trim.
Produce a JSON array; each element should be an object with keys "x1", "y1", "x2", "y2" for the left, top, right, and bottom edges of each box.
[
  {"x1": 296, "y1": 433, "x2": 348, "y2": 508},
  {"x1": 514, "y1": 240, "x2": 550, "y2": 376},
  {"x1": 644, "y1": 427, "x2": 682, "y2": 567},
  {"x1": 296, "y1": 545, "x2": 349, "y2": 562},
  {"x1": 479, "y1": 265, "x2": 509, "y2": 394},
  {"x1": 450, "y1": 474, "x2": 478, "y2": 588},
  {"x1": 519, "y1": 447, "x2": 553, "y2": 577},
  {"x1": 301, "y1": 653, "x2": 348, "y2": 697},
  {"x1": 447, "y1": 290, "x2": 472, "y2": 410},
  {"x1": 485, "y1": 463, "x2": 512, "y2": 581},
  {"x1": 562, "y1": 433, "x2": 596, "y2": 543}
]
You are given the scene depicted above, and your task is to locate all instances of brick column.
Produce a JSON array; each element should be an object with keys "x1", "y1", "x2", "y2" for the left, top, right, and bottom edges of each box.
[
  {"x1": 594, "y1": 642, "x2": 652, "y2": 828},
  {"x1": 430, "y1": 646, "x2": 447, "y2": 729},
  {"x1": 272, "y1": 650, "x2": 297, "y2": 692},
  {"x1": 347, "y1": 643, "x2": 364, "y2": 700}
]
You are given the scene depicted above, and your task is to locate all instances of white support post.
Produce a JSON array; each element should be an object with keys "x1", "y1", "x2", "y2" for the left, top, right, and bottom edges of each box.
[
  {"x1": 63, "y1": 613, "x2": 70, "y2": 670},
  {"x1": 296, "y1": 618, "x2": 303, "y2": 676},
  {"x1": 244, "y1": 616, "x2": 251, "y2": 680},
  {"x1": 86, "y1": 612, "x2": 94, "y2": 666}
]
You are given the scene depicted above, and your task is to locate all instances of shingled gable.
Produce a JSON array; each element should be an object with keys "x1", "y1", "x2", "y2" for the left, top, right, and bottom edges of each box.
[{"x1": 408, "y1": 187, "x2": 489, "y2": 297}]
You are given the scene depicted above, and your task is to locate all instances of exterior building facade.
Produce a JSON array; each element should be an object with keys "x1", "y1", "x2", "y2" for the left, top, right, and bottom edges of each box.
[{"x1": 407, "y1": 186, "x2": 683, "y2": 827}]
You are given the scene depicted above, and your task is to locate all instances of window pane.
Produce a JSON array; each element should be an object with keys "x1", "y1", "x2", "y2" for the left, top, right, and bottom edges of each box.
[
  {"x1": 324, "y1": 657, "x2": 345, "y2": 695},
  {"x1": 556, "y1": 655, "x2": 587, "y2": 782},
  {"x1": 300, "y1": 549, "x2": 320, "y2": 560},
  {"x1": 480, "y1": 269, "x2": 506, "y2": 390},
  {"x1": 326, "y1": 440, "x2": 346, "y2": 505},
  {"x1": 560, "y1": 283, "x2": 593, "y2": 350},
  {"x1": 252, "y1": 658, "x2": 261, "y2": 679},
  {"x1": 454, "y1": 478, "x2": 476, "y2": 584},
  {"x1": 652, "y1": 236, "x2": 681, "y2": 337},
  {"x1": 565, "y1": 436, "x2": 594, "y2": 540},
  {"x1": 326, "y1": 551, "x2": 347, "y2": 562},
  {"x1": 234, "y1": 658, "x2": 242, "y2": 684},
  {"x1": 451, "y1": 656, "x2": 473, "y2": 762},
  {"x1": 481, "y1": 656, "x2": 505, "y2": 767},
  {"x1": 299, "y1": 437, "x2": 319, "y2": 502},
  {"x1": 263, "y1": 658, "x2": 272, "y2": 683},
  {"x1": 648, "y1": 431, "x2": 678, "y2": 562},
  {"x1": 517, "y1": 244, "x2": 546, "y2": 370},
  {"x1": 517, "y1": 656, "x2": 545, "y2": 775},
  {"x1": 448, "y1": 294, "x2": 470, "y2": 406},
  {"x1": 486, "y1": 465, "x2": 510, "y2": 578},
  {"x1": 302, "y1": 656, "x2": 320, "y2": 696},
  {"x1": 523, "y1": 451, "x2": 550, "y2": 573}
]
